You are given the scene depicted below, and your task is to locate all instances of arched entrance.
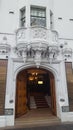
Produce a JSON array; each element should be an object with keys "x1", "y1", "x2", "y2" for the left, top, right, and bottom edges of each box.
[{"x1": 15, "y1": 67, "x2": 56, "y2": 118}]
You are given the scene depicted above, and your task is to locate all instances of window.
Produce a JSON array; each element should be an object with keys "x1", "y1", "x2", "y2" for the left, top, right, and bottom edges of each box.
[
  {"x1": 30, "y1": 7, "x2": 46, "y2": 27},
  {"x1": 50, "y1": 10, "x2": 53, "y2": 30},
  {"x1": 20, "y1": 7, "x2": 25, "y2": 27}
]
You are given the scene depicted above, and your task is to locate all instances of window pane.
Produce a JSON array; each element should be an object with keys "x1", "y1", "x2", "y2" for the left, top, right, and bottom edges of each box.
[
  {"x1": 21, "y1": 10, "x2": 25, "y2": 18},
  {"x1": 31, "y1": 17, "x2": 46, "y2": 27},
  {"x1": 31, "y1": 7, "x2": 46, "y2": 27},
  {"x1": 20, "y1": 8, "x2": 25, "y2": 27}
]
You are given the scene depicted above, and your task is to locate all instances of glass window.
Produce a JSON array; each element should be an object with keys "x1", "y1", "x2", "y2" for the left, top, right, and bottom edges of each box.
[
  {"x1": 50, "y1": 10, "x2": 53, "y2": 30},
  {"x1": 30, "y1": 7, "x2": 46, "y2": 27},
  {"x1": 20, "y1": 8, "x2": 25, "y2": 27}
]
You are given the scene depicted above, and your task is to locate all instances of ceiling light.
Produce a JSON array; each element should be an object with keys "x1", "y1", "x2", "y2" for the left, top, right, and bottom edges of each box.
[{"x1": 38, "y1": 81, "x2": 43, "y2": 84}]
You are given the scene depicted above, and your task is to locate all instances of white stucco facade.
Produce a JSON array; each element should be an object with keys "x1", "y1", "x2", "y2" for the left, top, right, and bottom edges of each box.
[{"x1": 0, "y1": 0, "x2": 73, "y2": 127}]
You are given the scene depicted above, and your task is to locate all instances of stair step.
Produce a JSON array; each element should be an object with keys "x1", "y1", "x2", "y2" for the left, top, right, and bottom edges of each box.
[
  {"x1": 15, "y1": 114, "x2": 60, "y2": 128},
  {"x1": 34, "y1": 95, "x2": 49, "y2": 109}
]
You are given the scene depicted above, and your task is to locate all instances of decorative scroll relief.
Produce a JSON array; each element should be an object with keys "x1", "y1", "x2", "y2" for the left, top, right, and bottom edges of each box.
[
  {"x1": 0, "y1": 34, "x2": 15, "y2": 47},
  {"x1": 0, "y1": 44, "x2": 11, "y2": 55},
  {"x1": 15, "y1": 42, "x2": 59, "y2": 67},
  {"x1": 16, "y1": 27, "x2": 58, "y2": 45},
  {"x1": 0, "y1": 36, "x2": 11, "y2": 55},
  {"x1": 52, "y1": 31, "x2": 58, "y2": 42},
  {"x1": 14, "y1": 43, "x2": 27, "y2": 57},
  {"x1": 48, "y1": 46, "x2": 59, "y2": 59},
  {"x1": 16, "y1": 29, "x2": 26, "y2": 43},
  {"x1": 62, "y1": 48, "x2": 72, "y2": 59},
  {"x1": 31, "y1": 27, "x2": 47, "y2": 39}
]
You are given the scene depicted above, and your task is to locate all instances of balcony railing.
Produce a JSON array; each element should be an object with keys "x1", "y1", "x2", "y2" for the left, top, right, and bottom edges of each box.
[{"x1": 16, "y1": 26, "x2": 58, "y2": 45}]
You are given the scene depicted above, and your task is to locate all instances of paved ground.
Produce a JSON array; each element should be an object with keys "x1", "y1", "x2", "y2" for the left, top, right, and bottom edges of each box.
[{"x1": 3, "y1": 123, "x2": 73, "y2": 130}]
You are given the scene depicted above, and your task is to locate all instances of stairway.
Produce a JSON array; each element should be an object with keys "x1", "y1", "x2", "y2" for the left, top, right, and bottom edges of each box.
[
  {"x1": 0, "y1": 60, "x2": 8, "y2": 115},
  {"x1": 15, "y1": 108, "x2": 60, "y2": 128},
  {"x1": 34, "y1": 95, "x2": 49, "y2": 108}
]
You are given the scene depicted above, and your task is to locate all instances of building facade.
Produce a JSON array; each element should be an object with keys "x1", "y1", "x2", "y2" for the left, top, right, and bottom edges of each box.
[{"x1": 0, "y1": 0, "x2": 73, "y2": 127}]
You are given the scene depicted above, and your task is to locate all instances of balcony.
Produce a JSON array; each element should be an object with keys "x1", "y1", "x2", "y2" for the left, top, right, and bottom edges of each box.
[
  {"x1": 15, "y1": 27, "x2": 59, "y2": 66},
  {"x1": 16, "y1": 26, "x2": 58, "y2": 46}
]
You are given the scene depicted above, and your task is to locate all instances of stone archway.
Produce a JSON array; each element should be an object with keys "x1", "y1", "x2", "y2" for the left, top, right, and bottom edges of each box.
[
  {"x1": 15, "y1": 66, "x2": 57, "y2": 118},
  {"x1": 4, "y1": 60, "x2": 69, "y2": 126}
]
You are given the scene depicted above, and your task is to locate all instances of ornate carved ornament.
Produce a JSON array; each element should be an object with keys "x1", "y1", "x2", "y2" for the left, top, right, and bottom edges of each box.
[
  {"x1": 62, "y1": 48, "x2": 72, "y2": 58},
  {"x1": 30, "y1": 27, "x2": 47, "y2": 39},
  {"x1": 0, "y1": 36, "x2": 11, "y2": 55},
  {"x1": 16, "y1": 26, "x2": 58, "y2": 44},
  {"x1": 16, "y1": 28, "x2": 27, "y2": 44},
  {"x1": 0, "y1": 44, "x2": 11, "y2": 55},
  {"x1": 15, "y1": 42, "x2": 59, "y2": 66}
]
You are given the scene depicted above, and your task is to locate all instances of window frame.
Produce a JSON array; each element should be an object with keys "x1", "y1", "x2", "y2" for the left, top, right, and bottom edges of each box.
[
  {"x1": 20, "y1": 7, "x2": 26, "y2": 27},
  {"x1": 30, "y1": 6, "x2": 46, "y2": 27}
]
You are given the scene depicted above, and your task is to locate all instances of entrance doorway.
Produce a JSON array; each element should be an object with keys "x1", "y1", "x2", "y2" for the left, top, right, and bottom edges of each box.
[{"x1": 15, "y1": 68, "x2": 56, "y2": 119}]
